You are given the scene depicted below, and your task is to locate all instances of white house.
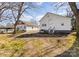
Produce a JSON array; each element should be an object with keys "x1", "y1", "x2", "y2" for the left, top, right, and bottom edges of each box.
[
  {"x1": 0, "y1": 20, "x2": 39, "y2": 34},
  {"x1": 16, "y1": 20, "x2": 39, "y2": 31},
  {"x1": 0, "y1": 24, "x2": 14, "y2": 33},
  {"x1": 39, "y1": 12, "x2": 72, "y2": 34}
]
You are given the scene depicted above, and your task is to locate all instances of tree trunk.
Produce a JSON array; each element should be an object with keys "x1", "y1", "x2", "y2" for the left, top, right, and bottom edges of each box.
[
  {"x1": 13, "y1": 2, "x2": 24, "y2": 34},
  {"x1": 69, "y1": 2, "x2": 79, "y2": 34}
]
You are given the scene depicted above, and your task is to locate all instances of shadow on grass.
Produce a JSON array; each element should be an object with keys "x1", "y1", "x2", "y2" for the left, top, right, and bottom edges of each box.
[{"x1": 16, "y1": 32, "x2": 68, "y2": 38}]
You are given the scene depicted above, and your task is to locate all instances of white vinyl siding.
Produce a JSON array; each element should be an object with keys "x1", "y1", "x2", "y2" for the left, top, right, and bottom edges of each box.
[{"x1": 39, "y1": 13, "x2": 72, "y2": 31}]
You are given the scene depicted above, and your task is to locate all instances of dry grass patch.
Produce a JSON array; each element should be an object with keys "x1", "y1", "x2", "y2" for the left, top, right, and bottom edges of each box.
[{"x1": 0, "y1": 32, "x2": 76, "y2": 57}]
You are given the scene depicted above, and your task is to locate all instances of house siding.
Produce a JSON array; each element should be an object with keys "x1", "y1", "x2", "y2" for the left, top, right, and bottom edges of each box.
[{"x1": 39, "y1": 13, "x2": 72, "y2": 33}]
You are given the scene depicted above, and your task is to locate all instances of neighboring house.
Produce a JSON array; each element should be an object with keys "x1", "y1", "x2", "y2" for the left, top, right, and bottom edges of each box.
[
  {"x1": 0, "y1": 24, "x2": 14, "y2": 33},
  {"x1": 0, "y1": 20, "x2": 39, "y2": 33},
  {"x1": 16, "y1": 20, "x2": 39, "y2": 31},
  {"x1": 0, "y1": 25, "x2": 6, "y2": 33},
  {"x1": 39, "y1": 12, "x2": 72, "y2": 34},
  {"x1": 16, "y1": 20, "x2": 26, "y2": 31},
  {"x1": 25, "y1": 22, "x2": 39, "y2": 31}
]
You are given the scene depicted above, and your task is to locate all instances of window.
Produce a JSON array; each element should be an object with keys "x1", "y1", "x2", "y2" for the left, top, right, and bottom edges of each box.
[
  {"x1": 42, "y1": 24, "x2": 46, "y2": 27},
  {"x1": 61, "y1": 23, "x2": 64, "y2": 26}
]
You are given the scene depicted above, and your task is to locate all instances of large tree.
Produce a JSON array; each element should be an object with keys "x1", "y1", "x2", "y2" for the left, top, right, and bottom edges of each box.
[
  {"x1": 69, "y1": 2, "x2": 79, "y2": 34},
  {"x1": 12, "y1": 2, "x2": 24, "y2": 34}
]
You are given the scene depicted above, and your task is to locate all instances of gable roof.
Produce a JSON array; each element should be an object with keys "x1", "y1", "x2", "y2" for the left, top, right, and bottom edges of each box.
[
  {"x1": 0, "y1": 20, "x2": 38, "y2": 29},
  {"x1": 39, "y1": 12, "x2": 72, "y2": 22},
  {"x1": 0, "y1": 25, "x2": 14, "y2": 29},
  {"x1": 25, "y1": 22, "x2": 38, "y2": 27},
  {"x1": 17, "y1": 20, "x2": 38, "y2": 27}
]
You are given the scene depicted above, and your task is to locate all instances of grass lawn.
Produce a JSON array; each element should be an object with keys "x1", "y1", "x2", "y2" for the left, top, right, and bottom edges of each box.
[{"x1": 0, "y1": 32, "x2": 76, "y2": 57}]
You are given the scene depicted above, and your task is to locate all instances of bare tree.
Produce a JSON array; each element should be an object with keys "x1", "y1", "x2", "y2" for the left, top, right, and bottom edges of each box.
[
  {"x1": 11, "y1": 2, "x2": 41, "y2": 34},
  {"x1": 0, "y1": 2, "x2": 16, "y2": 22},
  {"x1": 0, "y1": 2, "x2": 25, "y2": 34},
  {"x1": 11, "y1": 2, "x2": 24, "y2": 34},
  {"x1": 0, "y1": 2, "x2": 9, "y2": 20},
  {"x1": 69, "y1": 2, "x2": 79, "y2": 34}
]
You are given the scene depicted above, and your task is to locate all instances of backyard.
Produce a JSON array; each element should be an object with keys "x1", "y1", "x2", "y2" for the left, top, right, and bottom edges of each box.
[
  {"x1": 0, "y1": 31, "x2": 76, "y2": 57},
  {"x1": 0, "y1": 2, "x2": 78, "y2": 57}
]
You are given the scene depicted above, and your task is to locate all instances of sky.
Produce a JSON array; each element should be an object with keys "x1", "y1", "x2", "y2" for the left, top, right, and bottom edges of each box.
[
  {"x1": 20, "y1": 2, "x2": 70, "y2": 22},
  {"x1": 0, "y1": 2, "x2": 72, "y2": 26}
]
